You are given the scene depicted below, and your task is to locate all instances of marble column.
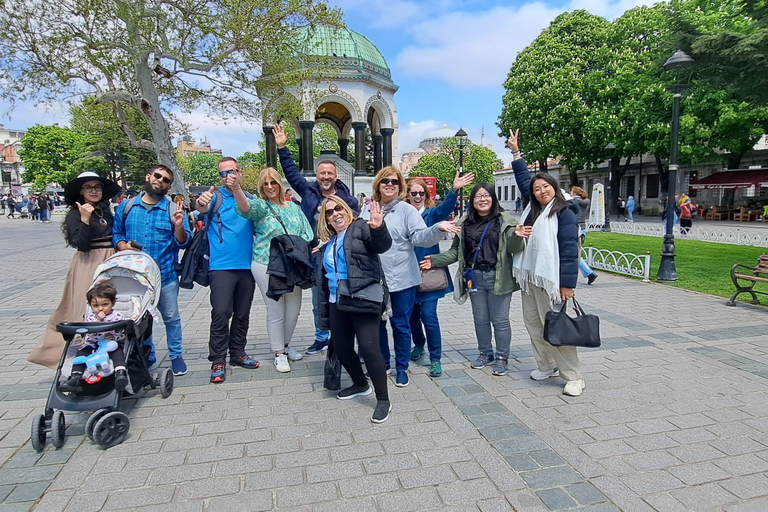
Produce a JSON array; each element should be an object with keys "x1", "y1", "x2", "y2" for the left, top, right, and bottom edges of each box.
[
  {"x1": 381, "y1": 128, "x2": 394, "y2": 168},
  {"x1": 352, "y1": 122, "x2": 367, "y2": 176},
  {"x1": 299, "y1": 120, "x2": 315, "y2": 176},
  {"x1": 263, "y1": 124, "x2": 277, "y2": 169},
  {"x1": 338, "y1": 138, "x2": 350, "y2": 163},
  {"x1": 372, "y1": 134, "x2": 383, "y2": 174}
]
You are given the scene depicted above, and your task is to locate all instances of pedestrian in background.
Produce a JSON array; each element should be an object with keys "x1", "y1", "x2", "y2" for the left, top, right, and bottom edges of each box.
[
  {"x1": 569, "y1": 186, "x2": 597, "y2": 286},
  {"x1": 626, "y1": 195, "x2": 636, "y2": 222}
]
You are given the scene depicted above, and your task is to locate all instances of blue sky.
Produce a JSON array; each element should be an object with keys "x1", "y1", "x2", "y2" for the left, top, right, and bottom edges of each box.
[{"x1": 3, "y1": 0, "x2": 647, "y2": 165}]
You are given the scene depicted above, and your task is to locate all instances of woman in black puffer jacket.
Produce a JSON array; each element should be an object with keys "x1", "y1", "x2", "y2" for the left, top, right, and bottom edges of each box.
[{"x1": 316, "y1": 196, "x2": 393, "y2": 423}]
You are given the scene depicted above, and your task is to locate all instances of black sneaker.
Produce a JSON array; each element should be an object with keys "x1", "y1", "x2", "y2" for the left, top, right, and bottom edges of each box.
[
  {"x1": 371, "y1": 400, "x2": 392, "y2": 423},
  {"x1": 336, "y1": 384, "x2": 372, "y2": 400},
  {"x1": 587, "y1": 273, "x2": 598, "y2": 285},
  {"x1": 230, "y1": 355, "x2": 259, "y2": 369},
  {"x1": 114, "y1": 369, "x2": 128, "y2": 391},
  {"x1": 305, "y1": 341, "x2": 328, "y2": 355}
]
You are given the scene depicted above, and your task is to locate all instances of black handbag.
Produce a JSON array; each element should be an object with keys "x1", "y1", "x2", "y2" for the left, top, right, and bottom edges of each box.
[
  {"x1": 323, "y1": 344, "x2": 341, "y2": 390},
  {"x1": 544, "y1": 298, "x2": 601, "y2": 348}
]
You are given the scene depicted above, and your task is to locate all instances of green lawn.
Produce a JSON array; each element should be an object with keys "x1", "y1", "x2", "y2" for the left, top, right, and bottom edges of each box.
[{"x1": 584, "y1": 232, "x2": 768, "y2": 305}]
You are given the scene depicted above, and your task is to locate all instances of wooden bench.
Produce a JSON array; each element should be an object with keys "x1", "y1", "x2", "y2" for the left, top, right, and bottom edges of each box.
[
  {"x1": 733, "y1": 207, "x2": 758, "y2": 222},
  {"x1": 726, "y1": 254, "x2": 768, "y2": 306}
]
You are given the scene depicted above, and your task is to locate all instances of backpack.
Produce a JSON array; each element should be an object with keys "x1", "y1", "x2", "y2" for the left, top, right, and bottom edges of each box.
[
  {"x1": 178, "y1": 189, "x2": 251, "y2": 289},
  {"x1": 121, "y1": 193, "x2": 175, "y2": 225}
]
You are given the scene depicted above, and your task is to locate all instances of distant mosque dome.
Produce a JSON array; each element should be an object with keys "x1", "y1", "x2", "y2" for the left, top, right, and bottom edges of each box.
[{"x1": 419, "y1": 125, "x2": 465, "y2": 150}]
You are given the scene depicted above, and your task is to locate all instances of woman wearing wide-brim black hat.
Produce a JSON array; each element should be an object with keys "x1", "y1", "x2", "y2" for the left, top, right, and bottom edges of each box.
[{"x1": 29, "y1": 172, "x2": 121, "y2": 369}]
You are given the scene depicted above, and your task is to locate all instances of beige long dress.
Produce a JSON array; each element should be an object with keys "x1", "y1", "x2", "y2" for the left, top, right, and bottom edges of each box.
[{"x1": 28, "y1": 206, "x2": 115, "y2": 369}]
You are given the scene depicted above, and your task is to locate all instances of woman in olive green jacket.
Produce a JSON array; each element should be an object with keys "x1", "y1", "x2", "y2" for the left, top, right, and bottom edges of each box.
[{"x1": 420, "y1": 184, "x2": 524, "y2": 376}]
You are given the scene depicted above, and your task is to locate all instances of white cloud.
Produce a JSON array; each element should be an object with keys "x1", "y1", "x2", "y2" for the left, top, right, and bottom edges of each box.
[
  {"x1": 396, "y1": 119, "x2": 440, "y2": 161},
  {"x1": 392, "y1": 0, "x2": 655, "y2": 89}
]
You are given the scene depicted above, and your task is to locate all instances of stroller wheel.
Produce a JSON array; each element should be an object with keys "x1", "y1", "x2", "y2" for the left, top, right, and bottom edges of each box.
[
  {"x1": 93, "y1": 411, "x2": 130, "y2": 449},
  {"x1": 30, "y1": 414, "x2": 46, "y2": 452},
  {"x1": 51, "y1": 411, "x2": 66, "y2": 448},
  {"x1": 160, "y1": 368, "x2": 174, "y2": 398},
  {"x1": 85, "y1": 409, "x2": 111, "y2": 441}
]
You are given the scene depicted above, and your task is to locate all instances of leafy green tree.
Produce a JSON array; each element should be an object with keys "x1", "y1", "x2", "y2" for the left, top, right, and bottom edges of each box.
[
  {"x1": 18, "y1": 125, "x2": 89, "y2": 191},
  {"x1": 411, "y1": 138, "x2": 502, "y2": 196},
  {"x1": 69, "y1": 97, "x2": 157, "y2": 186},
  {"x1": 0, "y1": 0, "x2": 341, "y2": 196},
  {"x1": 498, "y1": 10, "x2": 613, "y2": 174},
  {"x1": 178, "y1": 153, "x2": 221, "y2": 186}
]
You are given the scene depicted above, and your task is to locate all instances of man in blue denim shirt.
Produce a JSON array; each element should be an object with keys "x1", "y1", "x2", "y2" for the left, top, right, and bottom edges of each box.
[{"x1": 113, "y1": 165, "x2": 192, "y2": 376}]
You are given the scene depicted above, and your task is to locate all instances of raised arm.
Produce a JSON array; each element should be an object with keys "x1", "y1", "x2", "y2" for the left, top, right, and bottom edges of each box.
[
  {"x1": 427, "y1": 234, "x2": 460, "y2": 268},
  {"x1": 274, "y1": 124, "x2": 310, "y2": 198},
  {"x1": 507, "y1": 128, "x2": 532, "y2": 201}
]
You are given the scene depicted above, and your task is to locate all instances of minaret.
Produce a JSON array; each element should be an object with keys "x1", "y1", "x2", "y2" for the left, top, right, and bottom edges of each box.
[{"x1": 481, "y1": 125, "x2": 485, "y2": 147}]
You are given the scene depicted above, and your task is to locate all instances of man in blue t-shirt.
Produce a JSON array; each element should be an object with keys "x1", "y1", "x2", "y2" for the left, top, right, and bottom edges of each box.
[{"x1": 195, "y1": 157, "x2": 259, "y2": 383}]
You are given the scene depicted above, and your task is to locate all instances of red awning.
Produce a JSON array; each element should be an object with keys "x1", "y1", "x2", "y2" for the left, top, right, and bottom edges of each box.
[{"x1": 689, "y1": 169, "x2": 768, "y2": 190}]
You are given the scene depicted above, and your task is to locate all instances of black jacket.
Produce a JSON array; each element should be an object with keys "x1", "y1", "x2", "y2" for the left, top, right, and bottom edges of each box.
[
  {"x1": 267, "y1": 234, "x2": 315, "y2": 301},
  {"x1": 317, "y1": 218, "x2": 392, "y2": 330}
]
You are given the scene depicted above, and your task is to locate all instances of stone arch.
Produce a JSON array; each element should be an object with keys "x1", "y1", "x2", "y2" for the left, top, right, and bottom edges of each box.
[
  {"x1": 314, "y1": 90, "x2": 363, "y2": 123},
  {"x1": 364, "y1": 96, "x2": 394, "y2": 130}
]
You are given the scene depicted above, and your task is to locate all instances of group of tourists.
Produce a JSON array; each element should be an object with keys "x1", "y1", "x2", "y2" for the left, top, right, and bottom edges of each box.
[
  {"x1": 2, "y1": 192, "x2": 56, "y2": 221},
  {"x1": 25, "y1": 126, "x2": 587, "y2": 425}
]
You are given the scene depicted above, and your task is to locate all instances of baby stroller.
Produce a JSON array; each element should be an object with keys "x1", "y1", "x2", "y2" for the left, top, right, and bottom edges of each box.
[
  {"x1": 19, "y1": 206, "x2": 29, "y2": 219},
  {"x1": 31, "y1": 251, "x2": 174, "y2": 450}
]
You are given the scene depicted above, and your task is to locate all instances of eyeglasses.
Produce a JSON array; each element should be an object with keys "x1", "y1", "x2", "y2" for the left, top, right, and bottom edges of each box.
[
  {"x1": 152, "y1": 172, "x2": 172, "y2": 184},
  {"x1": 263, "y1": 180, "x2": 279, "y2": 187},
  {"x1": 219, "y1": 169, "x2": 239, "y2": 177},
  {"x1": 474, "y1": 194, "x2": 492, "y2": 200},
  {"x1": 325, "y1": 204, "x2": 344, "y2": 217},
  {"x1": 81, "y1": 185, "x2": 103, "y2": 193},
  {"x1": 409, "y1": 191, "x2": 426, "y2": 197},
  {"x1": 380, "y1": 178, "x2": 400, "y2": 186}
]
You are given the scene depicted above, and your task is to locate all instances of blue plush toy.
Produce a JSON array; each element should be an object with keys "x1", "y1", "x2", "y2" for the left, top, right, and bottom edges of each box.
[{"x1": 72, "y1": 337, "x2": 118, "y2": 384}]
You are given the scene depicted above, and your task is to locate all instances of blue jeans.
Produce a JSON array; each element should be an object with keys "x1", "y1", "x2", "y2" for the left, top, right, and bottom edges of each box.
[
  {"x1": 579, "y1": 258, "x2": 594, "y2": 278},
  {"x1": 468, "y1": 270, "x2": 512, "y2": 359},
  {"x1": 311, "y1": 286, "x2": 330, "y2": 344},
  {"x1": 379, "y1": 286, "x2": 417, "y2": 371},
  {"x1": 144, "y1": 278, "x2": 184, "y2": 361},
  {"x1": 410, "y1": 299, "x2": 442, "y2": 362},
  {"x1": 628, "y1": 210, "x2": 634, "y2": 222}
]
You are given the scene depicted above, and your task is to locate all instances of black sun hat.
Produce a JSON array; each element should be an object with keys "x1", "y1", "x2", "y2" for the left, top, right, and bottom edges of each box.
[{"x1": 64, "y1": 171, "x2": 122, "y2": 206}]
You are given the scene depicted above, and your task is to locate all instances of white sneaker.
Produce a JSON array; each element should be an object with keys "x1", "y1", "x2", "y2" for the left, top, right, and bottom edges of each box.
[
  {"x1": 284, "y1": 345, "x2": 303, "y2": 361},
  {"x1": 563, "y1": 378, "x2": 585, "y2": 396},
  {"x1": 274, "y1": 354, "x2": 291, "y2": 373},
  {"x1": 530, "y1": 367, "x2": 560, "y2": 381}
]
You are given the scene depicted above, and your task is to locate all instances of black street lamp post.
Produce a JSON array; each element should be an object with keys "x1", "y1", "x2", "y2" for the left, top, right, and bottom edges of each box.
[
  {"x1": 455, "y1": 128, "x2": 467, "y2": 216},
  {"x1": 657, "y1": 50, "x2": 695, "y2": 282}
]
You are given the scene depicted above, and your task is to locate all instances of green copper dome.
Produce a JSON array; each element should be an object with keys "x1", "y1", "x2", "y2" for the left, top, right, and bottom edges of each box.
[{"x1": 298, "y1": 25, "x2": 392, "y2": 80}]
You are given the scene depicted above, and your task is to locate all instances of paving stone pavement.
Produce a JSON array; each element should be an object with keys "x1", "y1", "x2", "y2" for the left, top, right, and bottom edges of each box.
[{"x1": 2, "y1": 215, "x2": 768, "y2": 511}]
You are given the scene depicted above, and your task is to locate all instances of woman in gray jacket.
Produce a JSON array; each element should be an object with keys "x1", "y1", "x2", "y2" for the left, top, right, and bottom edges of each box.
[{"x1": 361, "y1": 166, "x2": 459, "y2": 387}]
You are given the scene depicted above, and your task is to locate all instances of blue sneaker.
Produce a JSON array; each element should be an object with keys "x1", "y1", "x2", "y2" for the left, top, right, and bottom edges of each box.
[
  {"x1": 395, "y1": 370, "x2": 409, "y2": 387},
  {"x1": 171, "y1": 357, "x2": 187, "y2": 376},
  {"x1": 305, "y1": 340, "x2": 328, "y2": 355}
]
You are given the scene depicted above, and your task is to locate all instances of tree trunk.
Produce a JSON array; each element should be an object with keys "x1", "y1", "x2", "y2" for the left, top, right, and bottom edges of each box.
[
  {"x1": 727, "y1": 151, "x2": 744, "y2": 170},
  {"x1": 123, "y1": 12, "x2": 186, "y2": 198}
]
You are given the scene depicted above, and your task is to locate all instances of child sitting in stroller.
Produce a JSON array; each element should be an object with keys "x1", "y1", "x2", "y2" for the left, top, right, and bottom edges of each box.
[{"x1": 60, "y1": 283, "x2": 128, "y2": 393}]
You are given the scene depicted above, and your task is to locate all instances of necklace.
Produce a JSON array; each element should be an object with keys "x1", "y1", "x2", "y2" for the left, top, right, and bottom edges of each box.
[{"x1": 93, "y1": 207, "x2": 108, "y2": 227}]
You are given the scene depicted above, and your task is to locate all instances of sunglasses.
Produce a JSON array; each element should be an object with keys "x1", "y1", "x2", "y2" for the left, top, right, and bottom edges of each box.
[
  {"x1": 152, "y1": 172, "x2": 172, "y2": 184},
  {"x1": 409, "y1": 191, "x2": 426, "y2": 197},
  {"x1": 325, "y1": 204, "x2": 344, "y2": 217},
  {"x1": 380, "y1": 178, "x2": 399, "y2": 186},
  {"x1": 263, "y1": 180, "x2": 279, "y2": 187},
  {"x1": 219, "y1": 169, "x2": 239, "y2": 177}
]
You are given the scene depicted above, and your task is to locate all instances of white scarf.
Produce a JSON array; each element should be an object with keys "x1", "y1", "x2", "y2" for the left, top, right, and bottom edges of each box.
[{"x1": 512, "y1": 199, "x2": 561, "y2": 305}]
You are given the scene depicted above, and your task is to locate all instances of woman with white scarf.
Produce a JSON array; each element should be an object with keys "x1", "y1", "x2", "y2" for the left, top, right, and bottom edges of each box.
[{"x1": 507, "y1": 129, "x2": 584, "y2": 396}]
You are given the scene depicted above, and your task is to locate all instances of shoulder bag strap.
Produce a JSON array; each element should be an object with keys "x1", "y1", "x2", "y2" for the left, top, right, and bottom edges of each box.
[
  {"x1": 471, "y1": 221, "x2": 493, "y2": 266},
  {"x1": 265, "y1": 201, "x2": 289, "y2": 235}
]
